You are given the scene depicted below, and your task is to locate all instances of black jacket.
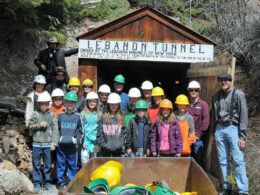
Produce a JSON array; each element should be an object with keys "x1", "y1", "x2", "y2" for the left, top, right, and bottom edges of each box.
[
  {"x1": 126, "y1": 117, "x2": 152, "y2": 153},
  {"x1": 34, "y1": 48, "x2": 78, "y2": 83}
]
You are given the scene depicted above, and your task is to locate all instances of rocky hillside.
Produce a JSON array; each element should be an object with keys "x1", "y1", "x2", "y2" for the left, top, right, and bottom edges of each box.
[{"x1": 0, "y1": 11, "x2": 259, "y2": 195}]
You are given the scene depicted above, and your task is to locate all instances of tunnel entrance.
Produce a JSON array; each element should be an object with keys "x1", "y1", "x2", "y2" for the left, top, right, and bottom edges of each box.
[{"x1": 97, "y1": 60, "x2": 190, "y2": 101}]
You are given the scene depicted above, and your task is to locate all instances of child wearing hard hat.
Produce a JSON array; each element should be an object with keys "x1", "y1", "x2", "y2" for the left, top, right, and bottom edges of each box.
[
  {"x1": 56, "y1": 91, "x2": 83, "y2": 190},
  {"x1": 82, "y1": 79, "x2": 94, "y2": 98},
  {"x1": 126, "y1": 100, "x2": 152, "y2": 157},
  {"x1": 147, "y1": 87, "x2": 165, "y2": 125},
  {"x1": 175, "y1": 95, "x2": 196, "y2": 157},
  {"x1": 151, "y1": 99, "x2": 183, "y2": 157},
  {"x1": 124, "y1": 88, "x2": 142, "y2": 128},
  {"x1": 50, "y1": 88, "x2": 66, "y2": 117},
  {"x1": 141, "y1": 80, "x2": 153, "y2": 108},
  {"x1": 68, "y1": 77, "x2": 86, "y2": 113},
  {"x1": 81, "y1": 92, "x2": 102, "y2": 160},
  {"x1": 25, "y1": 75, "x2": 47, "y2": 127},
  {"x1": 97, "y1": 93, "x2": 126, "y2": 157},
  {"x1": 28, "y1": 91, "x2": 59, "y2": 192},
  {"x1": 113, "y1": 74, "x2": 130, "y2": 112},
  {"x1": 98, "y1": 84, "x2": 111, "y2": 113}
]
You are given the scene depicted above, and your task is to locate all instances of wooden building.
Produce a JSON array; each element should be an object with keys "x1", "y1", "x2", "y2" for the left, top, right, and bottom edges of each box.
[{"x1": 76, "y1": 7, "x2": 236, "y2": 188}]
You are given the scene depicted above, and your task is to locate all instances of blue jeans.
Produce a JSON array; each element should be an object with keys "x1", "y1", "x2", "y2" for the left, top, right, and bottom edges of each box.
[
  {"x1": 192, "y1": 140, "x2": 204, "y2": 168},
  {"x1": 215, "y1": 124, "x2": 248, "y2": 194},
  {"x1": 56, "y1": 146, "x2": 78, "y2": 186},
  {"x1": 32, "y1": 147, "x2": 51, "y2": 187}
]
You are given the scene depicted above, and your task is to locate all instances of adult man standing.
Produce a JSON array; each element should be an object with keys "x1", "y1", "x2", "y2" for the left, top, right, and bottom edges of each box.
[
  {"x1": 45, "y1": 66, "x2": 68, "y2": 95},
  {"x1": 113, "y1": 74, "x2": 130, "y2": 112},
  {"x1": 186, "y1": 81, "x2": 210, "y2": 168},
  {"x1": 212, "y1": 73, "x2": 248, "y2": 195},
  {"x1": 34, "y1": 36, "x2": 78, "y2": 84}
]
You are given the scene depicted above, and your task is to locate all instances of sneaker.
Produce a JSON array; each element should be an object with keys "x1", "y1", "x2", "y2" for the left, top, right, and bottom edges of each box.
[
  {"x1": 34, "y1": 186, "x2": 43, "y2": 193},
  {"x1": 219, "y1": 189, "x2": 232, "y2": 195},
  {"x1": 45, "y1": 183, "x2": 53, "y2": 191},
  {"x1": 58, "y1": 185, "x2": 65, "y2": 190}
]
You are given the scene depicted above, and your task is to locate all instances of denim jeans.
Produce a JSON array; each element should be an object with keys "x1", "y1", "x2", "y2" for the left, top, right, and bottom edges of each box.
[
  {"x1": 32, "y1": 147, "x2": 51, "y2": 187},
  {"x1": 192, "y1": 140, "x2": 204, "y2": 168},
  {"x1": 56, "y1": 146, "x2": 78, "y2": 186},
  {"x1": 215, "y1": 124, "x2": 248, "y2": 194}
]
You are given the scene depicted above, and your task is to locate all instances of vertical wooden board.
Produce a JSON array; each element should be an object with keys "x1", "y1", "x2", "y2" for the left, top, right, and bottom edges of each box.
[
  {"x1": 134, "y1": 17, "x2": 145, "y2": 40},
  {"x1": 78, "y1": 59, "x2": 97, "y2": 92},
  {"x1": 151, "y1": 18, "x2": 163, "y2": 42},
  {"x1": 144, "y1": 16, "x2": 153, "y2": 41},
  {"x1": 163, "y1": 25, "x2": 175, "y2": 42}
]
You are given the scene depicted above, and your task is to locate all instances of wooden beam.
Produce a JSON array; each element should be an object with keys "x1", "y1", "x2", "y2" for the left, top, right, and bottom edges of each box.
[{"x1": 187, "y1": 65, "x2": 229, "y2": 77}]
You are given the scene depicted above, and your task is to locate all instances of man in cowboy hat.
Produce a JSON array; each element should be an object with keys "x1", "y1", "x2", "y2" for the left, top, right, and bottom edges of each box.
[{"x1": 34, "y1": 36, "x2": 78, "y2": 84}]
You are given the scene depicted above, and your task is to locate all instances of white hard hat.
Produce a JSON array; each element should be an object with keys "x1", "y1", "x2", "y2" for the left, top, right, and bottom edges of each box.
[
  {"x1": 141, "y1": 81, "x2": 153, "y2": 90},
  {"x1": 86, "y1": 92, "x2": 99, "y2": 100},
  {"x1": 188, "y1": 81, "x2": 201, "y2": 89},
  {"x1": 107, "y1": 93, "x2": 121, "y2": 104},
  {"x1": 98, "y1": 84, "x2": 111, "y2": 93},
  {"x1": 34, "y1": 75, "x2": 46, "y2": 84},
  {"x1": 51, "y1": 88, "x2": 64, "y2": 97},
  {"x1": 38, "y1": 91, "x2": 51, "y2": 102},
  {"x1": 128, "y1": 87, "x2": 141, "y2": 98}
]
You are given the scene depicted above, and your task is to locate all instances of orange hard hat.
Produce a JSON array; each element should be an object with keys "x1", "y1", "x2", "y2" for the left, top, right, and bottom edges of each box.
[{"x1": 159, "y1": 99, "x2": 173, "y2": 109}]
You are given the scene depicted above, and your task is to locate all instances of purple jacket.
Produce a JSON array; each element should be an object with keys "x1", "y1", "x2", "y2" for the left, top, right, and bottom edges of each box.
[
  {"x1": 187, "y1": 98, "x2": 210, "y2": 139},
  {"x1": 151, "y1": 119, "x2": 183, "y2": 154}
]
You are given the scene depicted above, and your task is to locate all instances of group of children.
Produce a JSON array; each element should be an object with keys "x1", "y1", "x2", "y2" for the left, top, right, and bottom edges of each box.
[{"x1": 27, "y1": 73, "x2": 196, "y2": 192}]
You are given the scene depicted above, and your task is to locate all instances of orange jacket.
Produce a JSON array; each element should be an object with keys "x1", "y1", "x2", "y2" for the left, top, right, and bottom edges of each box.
[
  {"x1": 178, "y1": 120, "x2": 195, "y2": 155},
  {"x1": 50, "y1": 105, "x2": 66, "y2": 117}
]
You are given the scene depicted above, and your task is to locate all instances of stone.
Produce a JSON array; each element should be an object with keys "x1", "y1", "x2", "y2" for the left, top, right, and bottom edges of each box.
[
  {"x1": 0, "y1": 96, "x2": 16, "y2": 109},
  {"x1": 0, "y1": 160, "x2": 34, "y2": 194},
  {"x1": 11, "y1": 107, "x2": 25, "y2": 116}
]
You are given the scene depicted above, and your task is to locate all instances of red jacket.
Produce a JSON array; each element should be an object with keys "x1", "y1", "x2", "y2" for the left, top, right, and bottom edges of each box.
[
  {"x1": 147, "y1": 105, "x2": 160, "y2": 125},
  {"x1": 186, "y1": 99, "x2": 210, "y2": 139}
]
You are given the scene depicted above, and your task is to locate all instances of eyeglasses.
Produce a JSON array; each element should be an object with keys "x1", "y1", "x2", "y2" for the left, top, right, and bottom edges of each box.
[
  {"x1": 189, "y1": 89, "x2": 199, "y2": 92},
  {"x1": 57, "y1": 73, "x2": 64, "y2": 76},
  {"x1": 218, "y1": 78, "x2": 231, "y2": 82},
  {"x1": 83, "y1": 85, "x2": 93, "y2": 89}
]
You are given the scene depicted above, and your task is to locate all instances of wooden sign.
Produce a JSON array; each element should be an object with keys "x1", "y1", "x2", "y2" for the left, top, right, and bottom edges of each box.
[{"x1": 78, "y1": 40, "x2": 214, "y2": 63}]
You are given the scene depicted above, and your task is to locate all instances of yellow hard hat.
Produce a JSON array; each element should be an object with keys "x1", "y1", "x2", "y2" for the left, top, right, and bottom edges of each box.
[
  {"x1": 151, "y1": 87, "x2": 164, "y2": 96},
  {"x1": 124, "y1": 183, "x2": 136, "y2": 187},
  {"x1": 68, "y1": 77, "x2": 80, "y2": 86},
  {"x1": 102, "y1": 161, "x2": 123, "y2": 173},
  {"x1": 90, "y1": 166, "x2": 121, "y2": 190},
  {"x1": 175, "y1": 94, "x2": 189, "y2": 105},
  {"x1": 83, "y1": 79, "x2": 93, "y2": 86}
]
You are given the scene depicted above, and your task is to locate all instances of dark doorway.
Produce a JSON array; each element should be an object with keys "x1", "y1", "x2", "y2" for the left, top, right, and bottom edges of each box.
[{"x1": 97, "y1": 60, "x2": 190, "y2": 101}]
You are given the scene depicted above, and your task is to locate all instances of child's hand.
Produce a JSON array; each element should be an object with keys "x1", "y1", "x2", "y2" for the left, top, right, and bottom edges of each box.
[
  {"x1": 127, "y1": 149, "x2": 132, "y2": 154},
  {"x1": 82, "y1": 145, "x2": 87, "y2": 150},
  {"x1": 94, "y1": 146, "x2": 101, "y2": 152},
  {"x1": 175, "y1": 153, "x2": 181, "y2": 157},
  {"x1": 152, "y1": 152, "x2": 157, "y2": 157},
  {"x1": 147, "y1": 149, "x2": 151, "y2": 156},
  {"x1": 51, "y1": 145, "x2": 56, "y2": 151},
  {"x1": 40, "y1": 122, "x2": 48, "y2": 128}
]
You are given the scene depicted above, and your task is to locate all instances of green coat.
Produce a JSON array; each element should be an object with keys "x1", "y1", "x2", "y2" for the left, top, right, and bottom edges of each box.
[{"x1": 29, "y1": 109, "x2": 59, "y2": 146}]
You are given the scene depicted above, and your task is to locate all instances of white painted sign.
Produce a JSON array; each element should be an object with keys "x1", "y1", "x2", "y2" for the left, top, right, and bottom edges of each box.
[{"x1": 78, "y1": 40, "x2": 214, "y2": 63}]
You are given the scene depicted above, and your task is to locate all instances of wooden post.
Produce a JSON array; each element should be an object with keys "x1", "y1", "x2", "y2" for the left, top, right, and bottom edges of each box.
[{"x1": 78, "y1": 59, "x2": 98, "y2": 92}]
